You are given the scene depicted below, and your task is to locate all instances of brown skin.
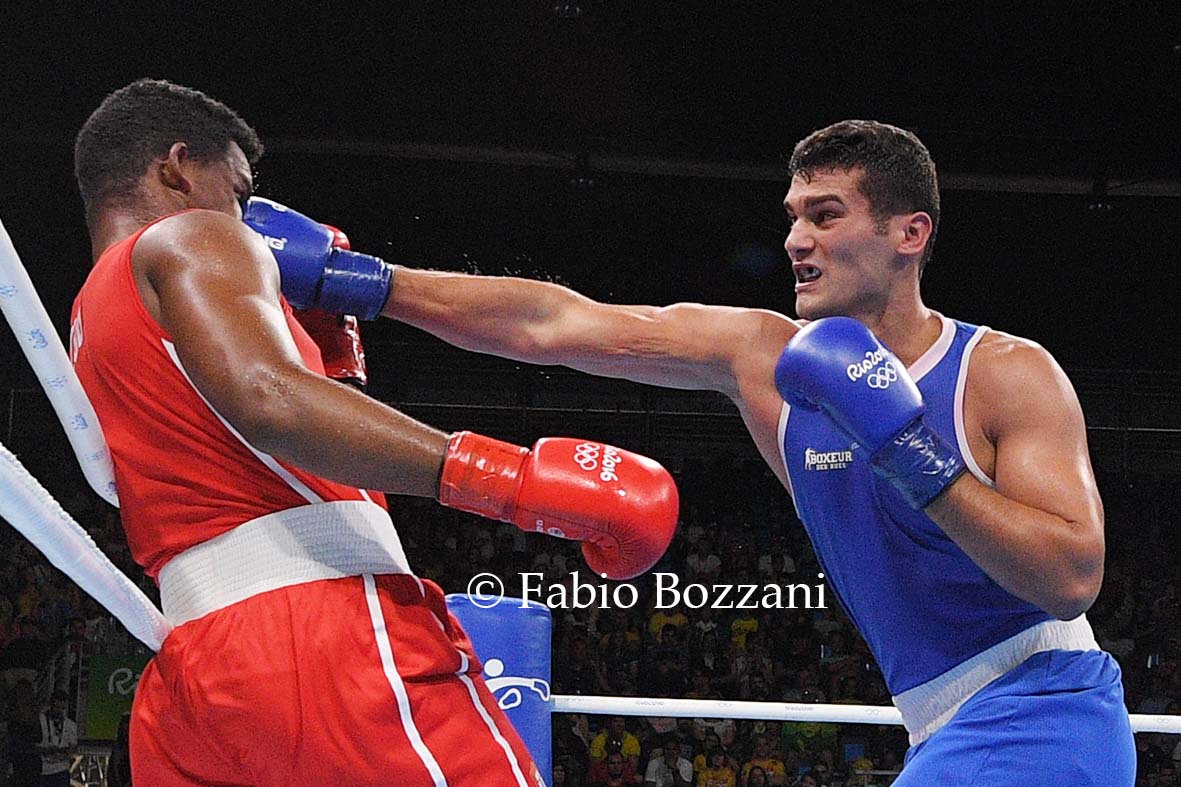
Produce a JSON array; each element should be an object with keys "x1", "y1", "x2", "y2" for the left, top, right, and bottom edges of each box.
[
  {"x1": 88, "y1": 141, "x2": 448, "y2": 496},
  {"x1": 385, "y1": 166, "x2": 1104, "y2": 619}
]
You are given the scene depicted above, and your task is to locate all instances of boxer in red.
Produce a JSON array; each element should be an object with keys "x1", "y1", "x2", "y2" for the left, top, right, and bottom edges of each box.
[{"x1": 70, "y1": 78, "x2": 678, "y2": 787}]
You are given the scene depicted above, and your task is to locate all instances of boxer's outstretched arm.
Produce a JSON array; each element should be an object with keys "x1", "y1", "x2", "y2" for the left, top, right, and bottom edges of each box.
[
  {"x1": 925, "y1": 336, "x2": 1105, "y2": 620},
  {"x1": 137, "y1": 212, "x2": 678, "y2": 578},
  {"x1": 384, "y1": 267, "x2": 799, "y2": 397},
  {"x1": 138, "y1": 210, "x2": 449, "y2": 496}
]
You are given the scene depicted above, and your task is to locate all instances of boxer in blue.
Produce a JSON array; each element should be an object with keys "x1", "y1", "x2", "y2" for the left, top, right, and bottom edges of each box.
[{"x1": 266, "y1": 120, "x2": 1136, "y2": 784}]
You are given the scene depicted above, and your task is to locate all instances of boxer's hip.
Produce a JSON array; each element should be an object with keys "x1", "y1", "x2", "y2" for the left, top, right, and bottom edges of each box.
[
  {"x1": 897, "y1": 648, "x2": 1134, "y2": 786},
  {"x1": 893, "y1": 615, "x2": 1100, "y2": 745}
]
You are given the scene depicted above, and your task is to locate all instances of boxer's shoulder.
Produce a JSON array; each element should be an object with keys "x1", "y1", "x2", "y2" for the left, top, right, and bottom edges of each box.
[
  {"x1": 132, "y1": 209, "x2": 276, "y2": 291},
  {"x1": 135, "y1": 209, "x2": 263, "y2": 266},
  {"x1": 964, "y1": 329, "x2": 1077, "y2": 438}
]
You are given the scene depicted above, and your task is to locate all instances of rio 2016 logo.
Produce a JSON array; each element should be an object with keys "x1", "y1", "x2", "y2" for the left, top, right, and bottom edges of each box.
[
  {"x1": 572, "y1": 442, "x2": 622, "y2": 482},
  {"x1": 846, "y1": 349, "x2": 898, "y2": 390}
]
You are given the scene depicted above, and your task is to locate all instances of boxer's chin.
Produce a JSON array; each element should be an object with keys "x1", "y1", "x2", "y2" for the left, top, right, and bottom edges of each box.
[{"x1": 794, "y1": 292, "x2": 828, "y2": 321}]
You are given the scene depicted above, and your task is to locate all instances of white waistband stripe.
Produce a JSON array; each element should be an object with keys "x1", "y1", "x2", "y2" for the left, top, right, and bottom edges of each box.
[
  {"x1": 159, "y1": 501, "x2": 411, "y2": 626},
  {"x1": 892, "y1": 616, "x2": 1099, "y2": 745}
]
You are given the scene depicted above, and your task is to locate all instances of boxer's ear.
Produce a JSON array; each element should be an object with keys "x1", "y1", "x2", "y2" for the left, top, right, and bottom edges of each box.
[{"x1": 158, "y1": 142, "x2": 193, "y2": 195}]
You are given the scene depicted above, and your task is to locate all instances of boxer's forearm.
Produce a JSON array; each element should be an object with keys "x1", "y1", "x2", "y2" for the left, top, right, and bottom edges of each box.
[
  {"x1": 384, "y1": 267, "x2": 575, "y2": 361},
  {"x1": 925, "y1": 474, "x2": 1103, "y2": 620},
  {"x1": 229, "y1": 362, "x2": 448, "y2": 497},
  {"x1": 385, "y1": 267, "x2": 794, "y2": 393}
]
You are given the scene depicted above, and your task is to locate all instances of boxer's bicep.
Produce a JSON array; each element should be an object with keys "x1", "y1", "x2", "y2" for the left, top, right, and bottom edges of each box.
[
  {"x1": 140, "y1": 211, "x2": 309, "y2": 440},
  {"x1": 986, "y1": 342, "x2": 1104, "y2": 545},
  {"x1": 543, "y1": 301, "x2": 799, "y2": 395}
]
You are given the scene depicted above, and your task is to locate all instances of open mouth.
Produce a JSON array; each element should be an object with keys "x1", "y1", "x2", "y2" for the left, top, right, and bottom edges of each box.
[{"x1": 794, "y1": 265, "x2": 822, "y2": 284}]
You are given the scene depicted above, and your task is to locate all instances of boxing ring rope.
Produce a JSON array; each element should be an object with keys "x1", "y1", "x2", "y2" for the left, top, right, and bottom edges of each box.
[
  {"x1": 2, "y1": 213, "x2": 1181, "y2": 741},
  {"x1": 550, "y1": 694, "x2": 1181, "y2": 734},
  {"x1": 0, "y1": 217, "x2": 172, "y2": 651}
]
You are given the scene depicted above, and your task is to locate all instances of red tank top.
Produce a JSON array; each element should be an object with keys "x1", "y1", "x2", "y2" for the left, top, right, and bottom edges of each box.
[{"x1": 71, "y1": 214, "x2": 375, "y2": 578}]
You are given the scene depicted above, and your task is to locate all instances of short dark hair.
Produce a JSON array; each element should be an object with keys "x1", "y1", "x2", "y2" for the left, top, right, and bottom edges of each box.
[
  {"x1": 788, "y1": 120, "x2": 940, "y2": 272},
  {"x1": 74, "y1": 79, "x2": 263, "y2": 220}
]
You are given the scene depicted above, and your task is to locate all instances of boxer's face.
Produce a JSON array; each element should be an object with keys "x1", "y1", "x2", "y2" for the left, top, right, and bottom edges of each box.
[
  {"x1": 182, "y1": 142, "x2": 253, "y2": 220},
  {"x1": 783, "y1": 167, "x2": 905, "y2": 320}
]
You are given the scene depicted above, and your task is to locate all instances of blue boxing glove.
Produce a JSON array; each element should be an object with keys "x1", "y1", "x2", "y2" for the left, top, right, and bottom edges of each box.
[
  {"x1": 774, "y1": 317, "x2": 965, "y2": 509},
  {"x1": 243, "y1": 197, "x2": 393, "y2": 320}
]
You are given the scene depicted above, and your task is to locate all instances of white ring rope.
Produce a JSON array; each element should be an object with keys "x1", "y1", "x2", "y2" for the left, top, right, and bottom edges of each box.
[
  {"x1": 0, "y1": 217, "x2": 118, "y2": 507},
  {"x1": 0, "y1": 215, "x2": 171, "y2": 650},
  {"x1": 0, "y1": 439, "x2": 170, "y2": 650},
  {"x1": 552, "y1": 694, "x2": 1181, "y2": 734}
]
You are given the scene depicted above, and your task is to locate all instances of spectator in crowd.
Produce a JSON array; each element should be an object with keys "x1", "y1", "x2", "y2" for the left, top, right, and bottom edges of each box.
[
  {"x1": 591, "y1": 717, "x2": 642, "y2": 772},
  {"x1": 697, "y1": 749, "x2": 737, "y2": 787},
  {"x1": 37, "y1": 690, "x2": 77, "y2": 786},
  {"x1": 591, "y1": 749, "x2": 642, "y2": 787},
  {"x1": 685, "y1": 607, "x2": 724, "y2": 674},
  {"x1": 644, "y1": 737, "x2": 693, "y2": 787},
  {"x1": 745, "y1": 766, "x2": 768, "y2": 787},
  {"x1": 740, "y1": 734, "x2": 786, "y2": 786},
  {"x1": 108, "y1": 712, "x2": 134, "y2": 787},
  {"x1": 649, "y1": 605, "x2": 689, "y2": 639},
  {"x1": 685, "y1": 540, "x2": 722, "y2": 580},
  {"x1": 729, "y1": 610, "x2": 758, "y2": 651},
  {"x1": 6, "y1": 679, "x2": 42, "y2": 787},
  {"x1": 691, "y1": 732, "x2": 739, "y2": 776}
]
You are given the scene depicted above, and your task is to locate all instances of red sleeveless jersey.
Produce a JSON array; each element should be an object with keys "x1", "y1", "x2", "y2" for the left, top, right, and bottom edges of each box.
[{"x1": 71, "y1": 214, "x2": 375, "y2": 578}]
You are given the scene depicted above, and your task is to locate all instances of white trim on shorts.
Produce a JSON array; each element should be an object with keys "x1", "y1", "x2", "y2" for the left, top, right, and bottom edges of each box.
[
  {"x1": 364, "y1": 573, "x2": 450, "y2": 787},
  {"x1": 158, "y1": 500, "x2": 411, "y2": 626},
  {"x1": 892, "y1": 616, "x2": 1099, "y2": 745}
]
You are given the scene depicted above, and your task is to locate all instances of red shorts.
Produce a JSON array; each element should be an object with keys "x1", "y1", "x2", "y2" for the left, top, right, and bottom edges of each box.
[{"x1": 131, "y1": 574, "x2": 542, "y2": 786}]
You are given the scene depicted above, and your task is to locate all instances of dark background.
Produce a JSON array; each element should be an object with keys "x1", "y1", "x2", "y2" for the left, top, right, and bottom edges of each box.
[{"x1": 1, "y1": 2, "x2": 1179, "y2": 475}]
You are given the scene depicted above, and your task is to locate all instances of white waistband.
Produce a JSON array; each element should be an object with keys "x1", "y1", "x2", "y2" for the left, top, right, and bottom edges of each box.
[
  {"x1": 892, "y1": 616, "x2": 1099, "y2": 745},
  {"x1": 159, "y1": 500, "x2": 412, "y2": 627}
]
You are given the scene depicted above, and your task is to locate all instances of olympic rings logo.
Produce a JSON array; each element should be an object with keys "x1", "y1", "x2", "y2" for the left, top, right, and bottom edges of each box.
[
  {"x1": 866, "y1": 362, "x2": 899, "y2": 390},
  {"x1": 573, "y1": 442, "x2": 601, "y2": 471}
]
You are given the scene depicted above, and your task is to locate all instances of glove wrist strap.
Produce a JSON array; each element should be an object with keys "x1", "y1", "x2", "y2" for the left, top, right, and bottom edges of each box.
[
  {"x1": 870, "y1": 419, "x2": 966, "y2": 509},
  {"x1": 319, "y1": 250, "x2": 394, "y2": 320},
  {"x1": 437, "y1": 431, "x2": 529, "y2": 522}
]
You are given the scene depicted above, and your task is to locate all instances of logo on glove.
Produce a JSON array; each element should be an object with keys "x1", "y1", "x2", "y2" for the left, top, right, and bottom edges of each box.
[
  {"x1": 572, "y1": 442, "x2": 622, "y2": 483},
  {"x1": 866, "y1": 362, "x2": 898, "y2": 390},
  {"x1": 846, "y1": 350, "x2": 898, "y2": 390}
]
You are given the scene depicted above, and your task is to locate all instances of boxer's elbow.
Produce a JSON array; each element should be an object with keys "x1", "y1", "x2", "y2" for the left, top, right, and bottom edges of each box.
[
  {"x1": 1048, "y1": 540, "x2": 1104, "y2": 620},
  {"x1": 212, "y1": 364, "x2": 314, "y2": 454}
]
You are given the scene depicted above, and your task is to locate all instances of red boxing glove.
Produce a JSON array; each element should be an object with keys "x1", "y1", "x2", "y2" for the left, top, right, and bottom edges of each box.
[
  {"x1": 438, "y1": 432, "x2": 678, "y2": 580},
  {"x1": 322, "y1": 224, "x2": 351, "y2": 250},
  {"x1": 293, "y1": 308, "x2": 369, "y2": 386}
]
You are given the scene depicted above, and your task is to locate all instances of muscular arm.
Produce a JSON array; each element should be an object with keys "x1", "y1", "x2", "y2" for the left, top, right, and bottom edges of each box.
[
  {"x1": 384, "y1": 267, "x2": 799, "y2": 399},
  {"x1": 138, "y1": 211, "x2": 447, "y2": 496},
  {"x1": 925, "y1": 337, "x2": 1105, "y2": 620}
]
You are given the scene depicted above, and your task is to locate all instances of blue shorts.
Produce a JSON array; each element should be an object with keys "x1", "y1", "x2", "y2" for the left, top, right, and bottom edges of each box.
[{"x1": 895, "y1": 649, "x2": 1135, "y2": 786}]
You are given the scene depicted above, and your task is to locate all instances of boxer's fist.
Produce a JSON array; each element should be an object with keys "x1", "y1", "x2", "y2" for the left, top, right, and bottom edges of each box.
[
  {"x1": 775, "y1": 317, "x2": 924, "y2": 455},
  {"x1": 294, "y1": 308, "x2": 369, "y2": 387},
  {"x1": 437, "y1": 433, "x2": 678, "y2": 579},
  {"x1": 774, "y1": 317, "x2": 964, "y2": 509},
  {"x1": 243, "y1": 197, "x2": 392, "y2": 320}
]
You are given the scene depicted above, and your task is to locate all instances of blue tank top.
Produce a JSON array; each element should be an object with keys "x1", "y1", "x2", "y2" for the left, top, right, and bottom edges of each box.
[{"x1": 779, "y1": 316, "x2": 1053, "y2": 694}]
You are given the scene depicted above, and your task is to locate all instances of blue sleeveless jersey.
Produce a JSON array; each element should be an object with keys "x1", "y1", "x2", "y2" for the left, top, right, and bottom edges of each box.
[{"x1": 779, "y1": 316, "x2": 1053, "y2": 694}]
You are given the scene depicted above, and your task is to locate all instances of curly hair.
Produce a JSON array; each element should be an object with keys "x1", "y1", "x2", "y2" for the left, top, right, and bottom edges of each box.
[{"x1": 74, "y1": 79, "x2": 262, "y2": 220}]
